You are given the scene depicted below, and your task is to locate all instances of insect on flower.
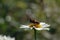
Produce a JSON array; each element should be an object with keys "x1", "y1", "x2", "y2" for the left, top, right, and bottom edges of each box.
[{"x1": 20, "y1": 18, "x2": 50, "y2": 30}]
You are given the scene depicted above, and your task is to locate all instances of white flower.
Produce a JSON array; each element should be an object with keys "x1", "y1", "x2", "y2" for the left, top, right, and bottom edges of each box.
[
  {"x1": 0, "y1": 35, "x2": 15, "y2": 40},
  {"x1": 6, "y1": 15, "x2": 12, "y2": 22},
  {"x1": 20, "y1": 22, "x2": 50, "y2": 30}
]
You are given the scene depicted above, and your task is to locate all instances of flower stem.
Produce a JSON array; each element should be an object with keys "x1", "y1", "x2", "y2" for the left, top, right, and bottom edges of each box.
[{"x1": 33, "y1": 28, "x2": 37, "y2": 40}]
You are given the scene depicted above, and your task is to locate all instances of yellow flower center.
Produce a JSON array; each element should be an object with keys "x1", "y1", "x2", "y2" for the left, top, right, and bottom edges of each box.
[
  {"x1": 29, "y1": 23, "x2": 34, "y2": 27},
  {"x1": 34, "y1": 24, "x2": 41, "y2": 28},
  {"x1": 29, "y1": 23, "x2": 42, "y2": 28}
]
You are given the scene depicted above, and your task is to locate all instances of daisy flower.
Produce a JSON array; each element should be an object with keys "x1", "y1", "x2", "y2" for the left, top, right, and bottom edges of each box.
[
  {"x1": 0, "y1": 35, "x2": 15, "y2": 40},
  {"x1": 20, "y1": 22, "x2": 50, "y2": 30}
]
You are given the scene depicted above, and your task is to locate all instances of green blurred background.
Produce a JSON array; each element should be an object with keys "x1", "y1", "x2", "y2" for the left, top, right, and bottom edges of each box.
[{"x1": 0, "y1": 0, "x2": 60, "y2": 40}]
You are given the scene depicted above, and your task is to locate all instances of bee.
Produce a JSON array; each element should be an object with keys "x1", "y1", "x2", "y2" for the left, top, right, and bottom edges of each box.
[
  {"x1": 29, "y1": 18, "x2": 42, "y2": 28},
  {"x1": 26, "y1": 14, "x2": 50, "y2": 28}
]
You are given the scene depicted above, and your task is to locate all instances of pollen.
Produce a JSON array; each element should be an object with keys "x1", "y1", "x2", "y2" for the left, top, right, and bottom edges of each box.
[
  {"x1": 34, "y1": 24, "x2": 42, "y2": 28},
  {"x1": 29, "y1": 23, "x2": 34, "y2": 27},
  {"x1": 29, "y1": 23, "x2": 42, "y2": 28}
]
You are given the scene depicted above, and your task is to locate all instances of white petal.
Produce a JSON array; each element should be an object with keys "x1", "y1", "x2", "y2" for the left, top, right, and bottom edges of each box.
[
  {"x1": 20, "y1": 25, "x2": 30, "y2": 28},
  {"x1": 35, "y1": 28, "x2": 50, "y2": 30},
  {"x1": 40, "y1": 22, "x2": 50, "y2": 28}
]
